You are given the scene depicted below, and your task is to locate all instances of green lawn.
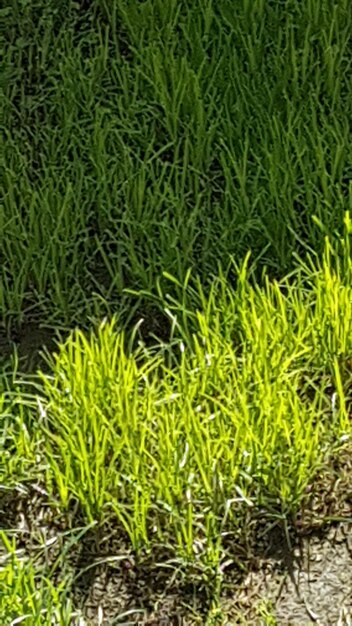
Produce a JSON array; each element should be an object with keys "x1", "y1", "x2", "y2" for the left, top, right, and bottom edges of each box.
[{"x1": 1, "y1": 1, "x2": 352, "y2": 623}]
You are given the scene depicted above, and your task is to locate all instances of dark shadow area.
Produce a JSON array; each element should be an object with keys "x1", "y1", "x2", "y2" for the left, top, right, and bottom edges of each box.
[
  {"x1": 0, "y1": 301, "x2": 174, "y2": 378},
  {"x1": 0, "y1": 322, "x2": 62, "y2": 375}
]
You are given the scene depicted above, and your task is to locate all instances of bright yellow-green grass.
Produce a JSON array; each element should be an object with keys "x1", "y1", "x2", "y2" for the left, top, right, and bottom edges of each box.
[
  {"x1": 0, "y1": 533, "x2": 77, "y2": 626},
  {"x1": 2, "y1": 216, "x2": 352, "y2": 622}
]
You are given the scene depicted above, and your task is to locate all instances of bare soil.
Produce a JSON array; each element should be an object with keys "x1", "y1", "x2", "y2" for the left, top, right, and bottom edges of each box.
[
  {"x1": 234, "y1": 522, "x2": 352, "y2": 625},
  {"x1": 2, "y1": 481, "x2": 352, "y2": 625}
]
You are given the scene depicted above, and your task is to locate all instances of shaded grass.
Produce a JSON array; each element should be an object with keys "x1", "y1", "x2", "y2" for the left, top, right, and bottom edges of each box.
[{"x1": 2, "y1": 0, "x2": 352, "y2": 328}]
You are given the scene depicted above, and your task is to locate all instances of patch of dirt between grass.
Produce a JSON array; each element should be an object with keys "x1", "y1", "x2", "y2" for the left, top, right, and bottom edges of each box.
[
  {"x1": 233, "y1": 522, "x2": 352, "y2": 625},
  {"x1": 0, "y1": 305, "x2": 173, "y2": 376},
  {"x1": 2, "y1": 481, "x2": 352, "y2": 624}
]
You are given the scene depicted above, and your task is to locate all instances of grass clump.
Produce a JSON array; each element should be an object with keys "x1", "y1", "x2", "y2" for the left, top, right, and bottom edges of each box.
[
  {"x1": 23, "y1": 222, "x2": 351, "y2": 598},
  {"x1": 2, "y1": 222, "x2": 352, "y2": 621},
  {"x1": 0, "y1": 367, "x2": 42, "y2": 490}
]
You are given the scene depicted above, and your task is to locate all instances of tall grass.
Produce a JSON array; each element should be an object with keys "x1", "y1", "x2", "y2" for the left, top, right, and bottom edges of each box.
[
  {"x1": 23, "y1": 217, "x2": 351, "y2": 583},
  {"x1": 2, "y1": 0, "x2": 352, "y2": 328},
  {"x1": 2, "y1": 1, "x2": 352, "y2": 619},
  {"x1": 1, "y1": 216, "x2": 352, "y2": 619}
]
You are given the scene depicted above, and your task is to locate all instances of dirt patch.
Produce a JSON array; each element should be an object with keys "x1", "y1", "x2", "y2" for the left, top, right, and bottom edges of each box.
[
  {"x1": 2, "y1": 480, "x2": 352, "y2": 625},
  {"x1": 58, "y1": 518, "x2": 352, "y2": 625},
  {"x1": 0, "y1": 305, "x2": 173, "y2": 375},
  {"x1": 0, "y1": 322, "x2": 59, "y2": 373},
  {"x1": 236, "y1": 522, "x2": 352, "y2": 625}
]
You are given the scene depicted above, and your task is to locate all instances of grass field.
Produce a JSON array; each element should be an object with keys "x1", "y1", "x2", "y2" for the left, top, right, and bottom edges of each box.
[{"x1": 2, "y1": 0, "x2": 352, "y2": 623}]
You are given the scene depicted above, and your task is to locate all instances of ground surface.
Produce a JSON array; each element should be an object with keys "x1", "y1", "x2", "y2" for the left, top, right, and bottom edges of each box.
[
  {"x1": 73, "y1": 523, "x2": 352, "y2": 624},
  {"x1": 2, "y1": 483, "x2": 352, "y2": 625},
  {"x1": 237, "y1": 523, "x2": 352, "y2": 625}
]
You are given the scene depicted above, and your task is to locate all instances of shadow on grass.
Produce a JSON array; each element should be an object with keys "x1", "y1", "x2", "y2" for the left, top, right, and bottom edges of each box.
[{"x1": 0, "y1": 301, "x2": 174, "y2": 378}]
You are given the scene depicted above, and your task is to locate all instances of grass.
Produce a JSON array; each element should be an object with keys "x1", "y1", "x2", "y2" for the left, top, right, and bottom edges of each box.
[
  {"x1": 2, "y1": 0, "x2": 352, "y2": 622},
  {"x1": 0, "y1": 532, "x2": 77, "y2": 626},
  {"x1": 2, "y1": 0, "x2": 352, "y2": 329},
  {"x1": 36, "y1": 237, "x2": 352, "y2": 542},
  {"x1": 3, "y1": 224, "x2": 352, "y2": 622}
]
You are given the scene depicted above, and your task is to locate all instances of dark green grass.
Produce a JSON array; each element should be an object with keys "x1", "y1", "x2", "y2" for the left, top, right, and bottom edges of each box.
[{"x1": 2, "y1": 0, "x2": 352, "y2": 330}]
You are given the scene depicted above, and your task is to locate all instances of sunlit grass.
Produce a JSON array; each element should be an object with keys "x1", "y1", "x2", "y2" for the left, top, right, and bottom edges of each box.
[
  {"x1": 2, "y1": 218, "x2": 352, "y2": 620},
  {"x1": 22, "y1": 217, "x2": 351, "y2": 578},
  {"x1": 0, "y1": 532, "x2": 79, "y2": 626}
]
